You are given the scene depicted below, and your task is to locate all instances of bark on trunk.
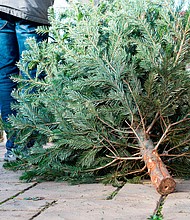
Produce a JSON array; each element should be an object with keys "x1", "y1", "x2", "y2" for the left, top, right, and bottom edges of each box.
[
  {"x1": 138, "y1": 131, "x2": 176, "y2": 195},
  {"x1": 143, "y1": 148, "x2": 176, "y2": 195}
]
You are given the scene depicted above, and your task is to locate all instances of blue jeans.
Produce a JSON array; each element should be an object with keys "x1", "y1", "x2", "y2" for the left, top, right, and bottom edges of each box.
[{"x1": 0, "y1": 12, "x2": 48, "y2": 151}]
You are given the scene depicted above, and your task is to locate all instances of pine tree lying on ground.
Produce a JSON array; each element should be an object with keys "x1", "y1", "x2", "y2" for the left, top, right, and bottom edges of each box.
[{"x1": 4, "y1": 0, "x2": 190, "y2": 194}]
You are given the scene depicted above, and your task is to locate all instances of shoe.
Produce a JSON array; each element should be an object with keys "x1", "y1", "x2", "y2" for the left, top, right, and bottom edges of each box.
[{"x1": 4, "y1": 151, "x2": 17, "y2": 162}]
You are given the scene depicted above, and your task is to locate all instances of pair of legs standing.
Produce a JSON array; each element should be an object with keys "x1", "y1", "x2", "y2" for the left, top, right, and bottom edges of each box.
[{"x1": 0, "y1": 12, "x2": 47, "y2": 160}]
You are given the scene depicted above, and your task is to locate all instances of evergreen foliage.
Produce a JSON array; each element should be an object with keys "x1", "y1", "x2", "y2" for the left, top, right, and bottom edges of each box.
[{"x1": 4, "y1": 0, "x2": 190, "y2": 184}]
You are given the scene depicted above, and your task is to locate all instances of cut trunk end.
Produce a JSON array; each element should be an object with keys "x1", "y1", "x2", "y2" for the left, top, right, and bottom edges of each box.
[
  {"x1": 156, "y1": 177, "x2": 176, "y2": 195},
  {"x1": 143, "y1": 149, "x2": 176, "y2": 195},
  {"x1": 137, "y1": 130, "x2": 176, "y2": 195}
]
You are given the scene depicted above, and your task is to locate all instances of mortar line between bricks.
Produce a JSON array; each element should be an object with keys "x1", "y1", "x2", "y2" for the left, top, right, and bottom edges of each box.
[
  {"x1": 28, "y1": 200, "x2": 57, "y2": 220},
  {"x1": 0, "y1": 182, "x2": 38, "y2": 205},
  {"x1": 151, "y1": 194, "x2": 167, "y2": 218},
  {"x1": 106, "y1": 185, "x2": 124, "y2": 200}
]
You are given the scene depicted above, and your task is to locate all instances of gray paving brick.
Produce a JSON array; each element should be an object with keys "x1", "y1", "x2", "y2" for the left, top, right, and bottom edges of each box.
[
  {"x1": 1, "y1": 141, "x2": 190, "y2": 220},
  {"x1": 0, "y1": 210, "x2": 36, "y2": 220},
  {"x1": 163, "y1": 180, "x2": 190, "y2": 220}
]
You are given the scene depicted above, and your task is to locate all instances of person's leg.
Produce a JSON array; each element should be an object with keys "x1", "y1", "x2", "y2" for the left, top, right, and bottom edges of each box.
[
  {"x1": 16, "y1": 19, "x2": 48, "y2": 79},
  {"x1": 15, "y1": 20, "x2": 48, "y2": 148},
  {"x1": 0, "y1": 13, "x2": 19, "y2": 159}
]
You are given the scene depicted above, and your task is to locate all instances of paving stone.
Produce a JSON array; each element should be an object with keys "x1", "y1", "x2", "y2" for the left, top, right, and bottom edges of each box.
[
  {"x1": 0, "y1": 182, "x2": 35, "y2": 203},
  {"x1": 22, "y1": 182, "x2": 116, "y2": 200},
  {"x1": 34, "y1": 198, "x2": 152, "y2": 220},
  {"x1": 0, "y1": 210, "x2": 36, "y2": 220},
  {"x1": 0, "y1": 182, "x2": 33, "y2": 191},
  {"x1": 163, "y1": 180, "x2": 190, "y2": 220},
  {"x1": 0, "y1": 197, "x2": 54, "y2": 211},
  {"x1": 1, "y1": 140, "x2": 190, "y2": 220},
  {"x1": 0, "y1": 172, "x2": 24, "y2": 182},
  {"x1": 33, "y1": 183, "x2": 159, "y2": 220},
  {"x1": 115, "y1": 183, "x2": 160, "y2": 200},
  {"x1": 114, "y1": 183, "x2": 160, "y2": 216},
  {"x1": 0, "y1": 161, "x2": 28, "y2": 183}
]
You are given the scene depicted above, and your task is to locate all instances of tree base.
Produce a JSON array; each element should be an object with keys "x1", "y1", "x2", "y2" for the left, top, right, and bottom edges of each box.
[{"x1": 143, "y1": 148, "x2": 176, "y2": 195}]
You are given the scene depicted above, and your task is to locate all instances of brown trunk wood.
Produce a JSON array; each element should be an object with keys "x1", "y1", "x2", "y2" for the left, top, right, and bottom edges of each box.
[
  {"x1": 137, "y1": 130, "x2": 176, "y2": 195},
  {"x1": 143, "y1": 148, "x2": 176, "y2": 195}
]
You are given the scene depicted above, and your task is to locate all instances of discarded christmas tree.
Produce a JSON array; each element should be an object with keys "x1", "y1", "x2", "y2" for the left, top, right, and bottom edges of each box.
[{"x1": 5, "y1": 0, "x2": 190, "y2": 195}]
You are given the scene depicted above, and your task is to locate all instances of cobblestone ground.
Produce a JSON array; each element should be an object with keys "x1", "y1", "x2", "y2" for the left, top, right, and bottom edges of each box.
[{"x1": 0, "y1": 141, "x2": 190, "y2": 220}]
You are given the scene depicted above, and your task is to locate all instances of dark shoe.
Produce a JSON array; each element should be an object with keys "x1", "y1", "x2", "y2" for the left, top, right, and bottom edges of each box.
[{"x1": 4, "y1": 151, "x2": 17, "y2": 162}]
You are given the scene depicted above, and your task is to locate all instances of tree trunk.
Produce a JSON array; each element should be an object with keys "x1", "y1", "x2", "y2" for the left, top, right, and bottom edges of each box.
[
  {"x1": 138, "y1": 131, "x2": 176, "y2": 195},
  {"x1": 143, "y1": 148, "x2": 176, "y2": 195}
]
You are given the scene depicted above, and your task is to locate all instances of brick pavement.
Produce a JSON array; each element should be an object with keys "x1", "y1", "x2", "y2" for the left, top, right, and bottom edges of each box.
[{"x1": 0, "y1": 141, "x2": 190, "y2": 220}]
